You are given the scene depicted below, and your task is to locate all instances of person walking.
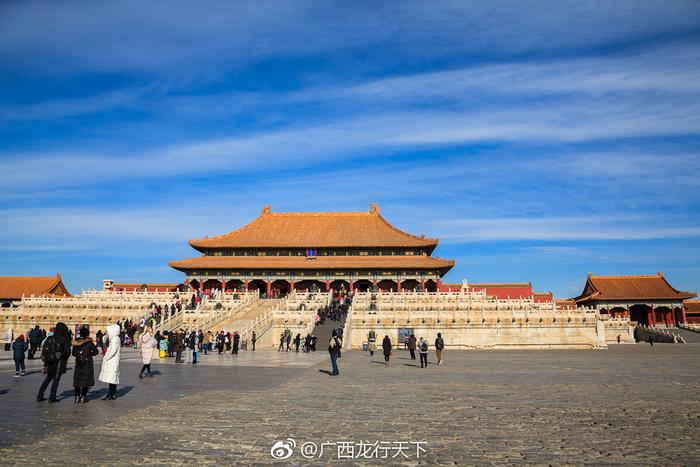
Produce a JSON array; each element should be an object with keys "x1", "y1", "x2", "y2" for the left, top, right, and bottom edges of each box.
[
  {"x1": 328, "y1": 329, "x2": 342, "y2": 376},
  {"x1": 174, "y1": 329, "x2": 185, "y2": 362},
  {"x1": 407, "y1": 334, "x2": 417, "y2": 360},
  {"x1": 382, "y1": 335, "x2": 392, "y2": 366},
  {"x1": 71, "y1": 326, "x2": 98, "y2": 403},
  {"x1": 435, "y1": 333, "x2": 445, "y2": 365},
  {"x1": 205, "y1": 331, "x2": 213, "y2": 355},
  {"x1": 294, "y1": 333, "x2": 301, "y2": 352},
  {"x1": 278, "y1": 332, "x2": 285, "y2": 352},
  {"x1": 28, "y1": 325, "x2": 42, "y2": 359},
  {"x1": 367, "y1": 330, "x2": 377, "y2": 356},
  {"x1": 3, "y1": 327, "x2": 12, "y2": 352},
  {"x1": 98, "y1": 324, "x2": 121, "y2": 400},
  {"x1": 217, "y1": 331, "x2": 225, "y2": 354},
  {"x1": 418, "y1": 337, "x2": 429, "y2": 368},
  {"x1": 251, "y1": 331, "x2": 256, "y2": 351},
  {"x1": 167, "y1": 331, "x2": 176, "y2": 357},
  {"x1": 185, "y1": 330, "x2": 198, "y2": 364},
  {"x1": 285, "y1": 331, "x2": 292, "y2": 352},
  {"x1": 232, "y1": 332, "x2": 240, "y2": 355},
  {"x1": 138, "y1": 327, "x2": 157, "y2": 378},
  {"x1": 37, "y1": 322, "x2": 71, "y2": 402},
  {"x1": 159, "y1": 334, "x2": 168, "y2": 359},
  {"x1": 12, "y1": 335, "x2": 27, "y2": 377}
]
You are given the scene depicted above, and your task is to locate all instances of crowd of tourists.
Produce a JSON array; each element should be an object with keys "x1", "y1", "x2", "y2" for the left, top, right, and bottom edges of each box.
[
  {"x1": 4, "y1": 288, "x2": 449, "y2": 401},
  {"x1": 368, "y1": 332, "x2": 445, "y2": 367},
  {"x1": 314, "y1": 293, "x2": 351, "y2": 325},
  {"x1": 278, "y1": 330, "x2": 320, "y2": 353},
  {"x1": 143, "y1": 300, "x2": 182, "y2": 327},
  {"x1": 7, "y1": 321, "x2": 158, "y2": 403}
]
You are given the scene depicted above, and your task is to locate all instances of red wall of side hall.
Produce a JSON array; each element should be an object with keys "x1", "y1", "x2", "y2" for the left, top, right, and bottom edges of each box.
[
  {"x1": 478, "y1": 286, "x2": 533, "y2": 299},
  {"x1": 111, "y1": 286, "x2": 178, "y2": 292}
]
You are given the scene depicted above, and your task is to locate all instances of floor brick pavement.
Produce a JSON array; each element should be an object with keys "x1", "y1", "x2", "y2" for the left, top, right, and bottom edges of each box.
[{"x1": 0, "y1": 344, "x2": 697, "y2": 465}]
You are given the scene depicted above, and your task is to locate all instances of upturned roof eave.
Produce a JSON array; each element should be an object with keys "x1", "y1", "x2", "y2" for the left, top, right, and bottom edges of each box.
[{"x1": 187, "y1": 240, "x2": 439, "y2": 249}]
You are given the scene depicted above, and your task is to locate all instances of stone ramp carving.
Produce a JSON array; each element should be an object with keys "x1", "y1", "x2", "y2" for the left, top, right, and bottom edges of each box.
[{"x1": 211, "y1": 298, "x2": 281, "y2": 334}]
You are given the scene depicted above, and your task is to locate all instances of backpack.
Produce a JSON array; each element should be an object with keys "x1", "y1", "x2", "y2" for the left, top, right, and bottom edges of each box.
[
  {"x1": 75, "y1": 344, "x2": 91, "y2": 366},
  {"x1": 41, "y1": 336, "x2": 63, "y2": 365},
  {"x1": 420, "y1": 341, "x2": 428, "y2": 352}
]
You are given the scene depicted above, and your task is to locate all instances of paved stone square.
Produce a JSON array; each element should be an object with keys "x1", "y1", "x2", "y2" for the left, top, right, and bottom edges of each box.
[{"x1": 0, "y1": 344, "x2": 698, "y2": 465}]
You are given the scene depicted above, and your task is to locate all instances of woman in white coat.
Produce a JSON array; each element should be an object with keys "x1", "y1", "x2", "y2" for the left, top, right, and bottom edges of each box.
[
  {"x1": 98, "y1": 324, "x2": 121, "y2": 400},
  {"x1": 137, "y1": 327, "x2": 157, "y2": 378}
]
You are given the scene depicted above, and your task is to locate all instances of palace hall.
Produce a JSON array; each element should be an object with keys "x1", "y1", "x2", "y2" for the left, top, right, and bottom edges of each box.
[
  {"x1": 573, "y1": 273, "x2": 696, "y2": 327},
  {"x1": 169, "y1": 204, "x2": 455, "y2": 296}
]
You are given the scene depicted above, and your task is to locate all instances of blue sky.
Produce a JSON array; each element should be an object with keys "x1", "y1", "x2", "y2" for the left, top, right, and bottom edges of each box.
[{"x1": 1, "y1": 1, "x2": 699, "y2": 297}]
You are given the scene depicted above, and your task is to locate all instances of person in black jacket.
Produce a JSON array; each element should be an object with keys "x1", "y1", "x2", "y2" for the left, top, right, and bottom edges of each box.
[
  {"x1": 328, "y1": 329, "x2": 342, "y2": 376},
  {"x1": 12, "y1": 335, "x2": 27, "y2": 377},
  {"x1": 232, "y1": 332, "x2": 240, "y2": 355},
  {"x1": 174, "y1": 329, "x2": 185, "y2": 363},
  {"x1": 435, "y1": 333, "x2": 445, "y2": 365},
  {"x1": 27, "y1": 325, "x2": 43, "y2": 359},
  {"x1": 37, "y1": 322, "x2": 71, "y2": 402},
  {"x1": 167, "y1": 331, "x2": 176, "y2": 357},
  {"x1": 71, "y1": 326, "x2": 98, "y2": 403},
  {"x1": 382, "y1": 335, "x2": 392, "y2": 366}
]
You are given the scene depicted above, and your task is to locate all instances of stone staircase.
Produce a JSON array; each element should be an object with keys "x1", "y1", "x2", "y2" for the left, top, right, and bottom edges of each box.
[
  {"x1": 668, "y1": 327, "x2": 700, "y2": 344},
  {"x1": 211, "y1": 298, "x2": 281, "y2": 334},
  {"x1": 312, "y1": 313, "x2": 347, "y2": 350}
]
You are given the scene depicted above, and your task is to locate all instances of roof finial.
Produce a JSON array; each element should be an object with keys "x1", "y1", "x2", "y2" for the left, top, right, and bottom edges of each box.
[
  {"x1": 369, "y1": 202, "x2": 379, "y2": 214},
  {"x1": 261, "y1": 204, "x2": 272, "y2": 215}
]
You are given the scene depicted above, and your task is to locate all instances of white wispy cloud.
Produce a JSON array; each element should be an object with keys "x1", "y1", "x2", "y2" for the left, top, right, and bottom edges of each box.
[
  {"x1": 431, "y1": 216, "x2": 700, "y2": 242},
  {"x1": 1, "y1": 1, "x2": 697, "y2": 74}
]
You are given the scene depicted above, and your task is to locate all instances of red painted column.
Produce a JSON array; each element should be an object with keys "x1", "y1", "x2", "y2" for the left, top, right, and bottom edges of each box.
[
  {"x1": 681, "y1": 306, "x2": 687, "y2": 324},
  {"x1": 437, "y1": 278, "x2": 443, "y2": 292},
  {"x1": 325, "y1": 280, "x2": 330, "y2": 292},
  {"x1": 671, "y1": 308, "x2": 678, "y2": 326},
  {"x1": 397, "y1": 279, "x2": 402, "y2": 293},
  {"x1": 266, "y1": 280, "x2": 272, "y2": 297},
  {"x1": 244, "y1": 279, "x2": 249, "y2": 291},
  {"x1": 650, "y1": 306, "x2": 656, "y2": 327},
  {"x1": 290, "y1": 280, "x2": 295, "y2": 291},
  {"x1": 420, "y1": 278, "x2": 425, "y2": 290},
  {"x1": 349, "y1": 281, "x2": 354, "y2": 293},
  {"x1": 221, "y1": 279, "x2": 226, "y2": 293}
]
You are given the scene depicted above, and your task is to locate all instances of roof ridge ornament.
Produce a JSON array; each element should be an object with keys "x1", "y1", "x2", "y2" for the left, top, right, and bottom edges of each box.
[
  {"x1": 369, "y1": 202, "x2": 379, "y2": 214},
  {"x1": 261, "y1": 204, "x2": 272, "y2": 215}
]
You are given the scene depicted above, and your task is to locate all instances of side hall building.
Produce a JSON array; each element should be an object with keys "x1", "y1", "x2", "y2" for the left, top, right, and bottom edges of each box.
[
  {"x1": 170, "y1": 204, "x2": 455, "y2": 296},
  {"x1": 0, "y1": 274, "x2": 71, "y2": 307},
  {"x1": 573, "y1": 273, "x2": 696, "y2": 327}
]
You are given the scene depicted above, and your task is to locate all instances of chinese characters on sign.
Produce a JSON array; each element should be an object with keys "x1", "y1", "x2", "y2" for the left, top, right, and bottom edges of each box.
[{"x1": 270, "y1": 439, "x2": 427, "y2": 460}]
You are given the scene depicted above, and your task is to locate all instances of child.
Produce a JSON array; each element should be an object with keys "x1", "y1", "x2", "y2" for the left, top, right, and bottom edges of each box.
[
  {"x1": 12, "y1": 335, "x2": 27, "y2": 377},
  {"x1": 159, "y1": 335, "x2": 167, "y2": 359}
]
